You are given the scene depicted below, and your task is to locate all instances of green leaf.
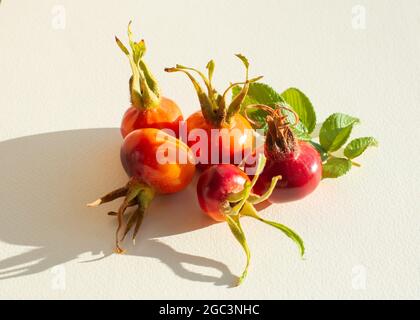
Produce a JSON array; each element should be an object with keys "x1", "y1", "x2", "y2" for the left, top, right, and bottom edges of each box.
[
  {"x1": 225, "y1": 215, "x2": 250, "y2": 285},
  {"x1": 282, "y1": 109, "x2": 311, "y2": 140},
  {"x1": 240, "y1": 105, "x2": 270, "y2": 131},
  {"x1": 233, "y1": 82, "x2": 311, "y2": 138},
  {"x1": 233, "y1": 82, "x2": 285, "y2": 107},
  {"x1": 322, "y1": 157, "x2": 352, "y2": 179},
  {"x1": 319, "y1": 113, "x2": 360, "y2": 152},
  {"x1": 281, "y1": 88, "x2": 317, "y2": 134},
  {"x1": 344, "y1": 137, "x2": 378, "y2": 159}
]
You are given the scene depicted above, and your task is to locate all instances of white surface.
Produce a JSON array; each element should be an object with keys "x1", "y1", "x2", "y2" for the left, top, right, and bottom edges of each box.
[{"x1": 0, "y1": 0, "x2": 419, "y2": 299}]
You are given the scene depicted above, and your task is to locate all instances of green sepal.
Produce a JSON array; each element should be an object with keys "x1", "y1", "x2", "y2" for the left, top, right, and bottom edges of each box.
[
  {"x1": 225, "y1": 214, "x2": 251, "y2": 285},
  {"x1": 116, "y1": 22, "x2": 160, "y2": 109},
  {"x1": 248, "y1": 175, "x2": 281, "y2": 204},
  {"x1": 240, "y1": 202, "x2": 305, "y2": 257}
]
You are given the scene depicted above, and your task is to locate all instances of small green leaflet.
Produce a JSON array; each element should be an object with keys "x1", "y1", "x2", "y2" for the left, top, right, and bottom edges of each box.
[
  {"x1": 344, "y1": 137, "x2": 378, "y2": 159},
  {"x1": 319, "y1": 113, "x2": 360, "y2": 152},
  {"x1": 281, "y1": 87, "x2": 317, "y2": 134},
  {"x1": 322, "y1": 157, "x2": 352, "y2": 178}
]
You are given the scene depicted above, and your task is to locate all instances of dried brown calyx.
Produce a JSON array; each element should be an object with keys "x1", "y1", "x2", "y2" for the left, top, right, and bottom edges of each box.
[{"x1": 244, "y1": 104, "x2": 300, "y2": 159}]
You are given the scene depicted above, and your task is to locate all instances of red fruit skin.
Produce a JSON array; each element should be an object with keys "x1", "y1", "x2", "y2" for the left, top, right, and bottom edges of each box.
[
  {"x1": 197, "y1": 164, "x2": 250, "y2": 222},
  {"x1": 121, "y1": 97, "x2": 183, "y2": 138},
  {"x1": 121, "y1": 128, "x2": 196, "y2": 194},
  {"x1": 186, "y1": 111, "x2": 254, "y2": 170},
  {"x1": 247, "y1": 141, "x2": 322, "y2": 203}
]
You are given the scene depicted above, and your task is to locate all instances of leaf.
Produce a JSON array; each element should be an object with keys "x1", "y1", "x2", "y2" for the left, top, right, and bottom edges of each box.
[
  {"x1": 225, "y1": 215, "x2": 250, "y2": 285},
  {"x1": 319, "y1": 113, "x2": 360, "y2": 152},
  {"x1": 233, "y1": 83, "x2": 311, "y2": 138},
  {"x1": 281, "y1": 88, "x2": 317, "y2": 134},
  {"x1": 322, "y1": 157, "x2": 352, "y2": 179},
  {"x1": 281, "y1": 109, "x2": 311, "y2": 140},
  {"x1": 344, "y1": 137, "x2": 378, "y2": 159},
  {"x1": 233, "y1": 82, "x2": 285, "y2": 107}
]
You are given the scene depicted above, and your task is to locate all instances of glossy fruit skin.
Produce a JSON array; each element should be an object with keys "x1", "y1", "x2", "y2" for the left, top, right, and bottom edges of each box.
[
  {"x1": 247, "y1": 141, "x2": 322, "y2": 203},
  {"x1": 121, "y1": 128, "x2": 195, "y2": 194},
  {"x1": 197, "y1": 164, "x2": 250, "y2": 222},
  {"x1": 121, "y1": 97, "x2": 183, "y2": 138},
  {"x1": 186, "y1": 111, "x2": 254, "y2": 170}
]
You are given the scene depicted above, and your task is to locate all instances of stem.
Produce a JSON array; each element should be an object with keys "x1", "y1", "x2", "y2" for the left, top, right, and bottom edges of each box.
[
  {"x1": 87, "y1": 177, "x2": 155, "y2": 254},
  {"x1": 87, "y1": 186, "x2": 128, "y2": 207},
  {"x1": 351, "y1": 160, "x2": 361, "y2": 167}
]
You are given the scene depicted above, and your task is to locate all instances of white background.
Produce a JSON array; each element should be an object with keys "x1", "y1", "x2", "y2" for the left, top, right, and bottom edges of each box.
[{"x1": 0, "y1": 0, "x2": 419, "y2": 299}]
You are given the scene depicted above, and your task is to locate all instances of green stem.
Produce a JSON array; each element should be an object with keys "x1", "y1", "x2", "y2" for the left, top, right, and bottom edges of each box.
[{"x1": 88, "y1": 177, "x2": 155, "y2": 254}]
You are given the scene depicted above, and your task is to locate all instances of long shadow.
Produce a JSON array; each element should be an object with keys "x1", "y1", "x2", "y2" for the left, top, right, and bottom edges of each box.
[{"x1": 0, "y1": 128, "x2": 236, "y2": 286}]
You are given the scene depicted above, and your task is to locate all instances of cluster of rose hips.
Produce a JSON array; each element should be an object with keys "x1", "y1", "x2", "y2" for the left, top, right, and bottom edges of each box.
[{"x1": 88, "y1": 23, "x2": 351, "y2": 285}]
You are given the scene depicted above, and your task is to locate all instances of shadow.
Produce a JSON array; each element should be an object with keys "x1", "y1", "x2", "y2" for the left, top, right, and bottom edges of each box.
[{"x1": 0, "y1": 129, "x2": 235, "y2": 286}]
